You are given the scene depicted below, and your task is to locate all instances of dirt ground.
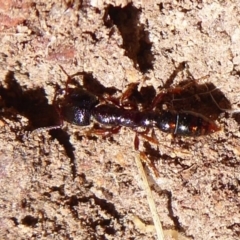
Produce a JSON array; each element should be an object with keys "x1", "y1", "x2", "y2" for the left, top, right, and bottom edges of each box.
[{"x1": 0, "y1": 1, "x2": 240, "y2": 239}]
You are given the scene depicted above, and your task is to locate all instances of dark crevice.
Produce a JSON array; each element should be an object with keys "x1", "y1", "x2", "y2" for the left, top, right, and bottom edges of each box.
[
  {"x1": 21, "y1": 215, "x2": 38, "y2": 227},
  {"x1": 0, "y1": 71, "x2": 60, "y2": 132},
  {"x1": 104, "y1": 4, "x2": 154, "y2": 73},
  {"x1": 227, "y1": 223, "x2": 240, "y2": 237},
  {"x1": 68, "y1": 195, "x2": 79, "y2": 219},
  {"x1": 93, "y1": 196, "x2": 121, "y2": 219},
  {"x1": 49, "y1": 129, "x2": 76, "y2": 179},
  {"x1": 80, "y1": 71, "x2": 117, "y2": 97},
  {"x1": 10, "y1": 217, "x2": 19, "y2": 226},
  {"x1": 164, "y1": 190, "x2": 184, "y2": 232},
  {"x1": 232, "y1": 112, "x2": 240, "y2": 126},
  {"x1": 50, "y1": 184, "x2": 65, "y2": 196},
  {"x1": 67, "y1": 194, "x2": 122, "y2": 220},
  {"x1": 66, "y1": 194, "x2": 123, "y2": 235}
]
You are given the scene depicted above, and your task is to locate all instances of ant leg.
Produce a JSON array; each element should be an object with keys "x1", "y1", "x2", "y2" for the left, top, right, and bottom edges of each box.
[
  {"x1": 150, "y1": 90, "x2": 167, "y2": 110},
  {"x1": 27, "y1": 83, "x2": 64, "y2": 136},
  {"x1": 87, "y1": 126, "x2": 121, "y2": 137},
  {"x1": 134, "y1": 134, "x2": 160, "y2": 177},
  {"x1": 170, "y1": 78, "x2": 231, "y2": 114},
  {"x1": 31, "y1": 124, "x2": 62, "y2": 134},
  {"x1": 22, "y1": 124, "x2": 63, "y2": 141},
  {"x1": 100, "y1": 95, "x2": 121, "y2": 107},
  {"x1": 134, "y1": 132, "x2": 160, "y2": 177},
  {"x1": 139, "y1": 152, "x2": 160, "y2": 177},
  {"x1": 120, "y1": 82, "x2": 139, "y2": 107},
  {"x1": 167, "y1": 74, "x2": 210, "y2": 95},
  {"x1": 151, "y1": 74, "x2": 211, "y2": 110},
  {"x1": 196, "y1": 83, "x2": 232, "y2": 112},
  {"x1": 58, "y1": 65, "x2": 87, "y2": 91},
  {"x1": 102, "y1": 83, "x2": 140, "y2": 109},
  {"x1": 150, "y1": 86, "x2": 185, "y2": 110},
  {"x1": 134, "y1": 128, "x2": 159, "y2": 150},
  {"x1": 136, "y1": 129, "x2": 159, "y2": 145},
  {"x1": 58, "y1": 65, "x2": 74, "y2": 91}
]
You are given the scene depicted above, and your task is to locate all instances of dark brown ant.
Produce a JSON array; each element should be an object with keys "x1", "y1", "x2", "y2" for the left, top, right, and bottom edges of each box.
[
  {"x1": 55, "y1": 67, "x2": 220, "y2": 136},
  {"x1": 52, "y1": 67, "x2": 221, "y2": 176}
]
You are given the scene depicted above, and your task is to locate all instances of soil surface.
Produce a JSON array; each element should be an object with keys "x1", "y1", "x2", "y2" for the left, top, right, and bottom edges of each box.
[{"x1": 0, "y1": 1, "x2": 240, "y2": 240}]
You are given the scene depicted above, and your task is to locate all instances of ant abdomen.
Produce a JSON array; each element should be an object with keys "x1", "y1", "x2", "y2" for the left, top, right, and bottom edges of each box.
[{"x1": 155, "y1": 111, "x2": 220, "y2": 136}]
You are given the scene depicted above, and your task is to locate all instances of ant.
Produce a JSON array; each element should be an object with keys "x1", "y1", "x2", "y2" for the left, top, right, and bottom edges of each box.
[{"x1": 51, "y1": 66, "x2": 221, "y2": 176}]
